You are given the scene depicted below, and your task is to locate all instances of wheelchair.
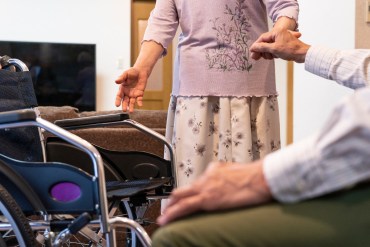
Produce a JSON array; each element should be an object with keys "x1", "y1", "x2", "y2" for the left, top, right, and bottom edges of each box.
[{"x1": 0, "y1": 56, "x2": 176, "y2": 247}]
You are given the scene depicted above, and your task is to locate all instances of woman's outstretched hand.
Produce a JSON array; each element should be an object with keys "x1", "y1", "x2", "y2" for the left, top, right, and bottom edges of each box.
[{"x1": 115, "y1": 67, "x2": 148, "y2": 112}]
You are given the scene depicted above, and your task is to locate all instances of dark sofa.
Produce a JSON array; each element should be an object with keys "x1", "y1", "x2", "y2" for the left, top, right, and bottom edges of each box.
[{"x1": 38, "y1": 106, "x2": 168, "y2": 156}]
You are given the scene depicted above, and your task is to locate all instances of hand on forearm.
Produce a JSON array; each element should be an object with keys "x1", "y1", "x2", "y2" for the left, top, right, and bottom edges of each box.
[
  {"x1": 250, "y1": 16, "x2": 298, "y2": 60},
  {"x1": 250, "y1": 30, "x2": 310, "y2": 63},
  {"x1": 157, "y1": 160, "x2": 272, "y2": 225}
]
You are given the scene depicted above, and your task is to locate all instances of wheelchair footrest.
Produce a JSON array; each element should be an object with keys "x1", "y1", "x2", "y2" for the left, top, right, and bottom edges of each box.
[{"x1": 106, "y1": 177, "x2": 172, "y2": 198}]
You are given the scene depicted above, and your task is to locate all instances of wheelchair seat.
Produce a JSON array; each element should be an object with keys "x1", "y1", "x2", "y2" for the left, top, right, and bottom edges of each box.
[
  {"x1": 106, "y1": 177, "x2": 172, "y2": 198},
  {"x1": 46, "y1": 136, "x2": 174, "y2": 199}
]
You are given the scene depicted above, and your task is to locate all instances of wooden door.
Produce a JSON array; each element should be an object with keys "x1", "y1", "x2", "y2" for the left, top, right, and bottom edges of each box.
[{"x1": 131, "y1": 0, "x2": 173, "y2": 110}]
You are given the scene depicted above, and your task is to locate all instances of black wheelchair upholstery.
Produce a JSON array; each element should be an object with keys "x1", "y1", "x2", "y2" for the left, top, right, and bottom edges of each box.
[
  {"x1": 46, "y1": 136, "x2": 173, "y2": 183},
  {"x1": 0, "y1": 62, "x2": 43, "y2": 162},
  {"x1": 0, "y1": 152, "x2": 97, "y2": 214}
]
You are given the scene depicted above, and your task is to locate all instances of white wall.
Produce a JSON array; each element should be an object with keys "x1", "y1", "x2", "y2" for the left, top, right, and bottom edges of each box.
[
  {"x1": 293, "y1": 0, "x2": 355, "y2": 141},
  {"x1": 275, "y1": 60, "x2": 288, "y2": 146},
  {"x1": 0, "y1": 0, "x2": 131, "y2": 111}
]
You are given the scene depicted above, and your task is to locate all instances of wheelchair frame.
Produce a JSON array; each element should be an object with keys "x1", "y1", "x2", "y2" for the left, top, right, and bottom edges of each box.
[
  {"x1": 0, "y1": 56, "x2": 177, "y2": 247},
  {"x1": 0, "y1": 108, "x2": 152, "y2": 247}
]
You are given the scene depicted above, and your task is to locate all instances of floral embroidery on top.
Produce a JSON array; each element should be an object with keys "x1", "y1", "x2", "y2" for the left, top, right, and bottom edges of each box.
[{"x1": 205, "y1": 0, "x2": 253, "y2": 72}]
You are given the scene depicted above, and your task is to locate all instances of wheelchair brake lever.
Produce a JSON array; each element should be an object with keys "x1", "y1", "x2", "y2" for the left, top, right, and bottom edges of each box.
[{"x1": 52, "y1": 212, "x2": 92, "y2": 247}]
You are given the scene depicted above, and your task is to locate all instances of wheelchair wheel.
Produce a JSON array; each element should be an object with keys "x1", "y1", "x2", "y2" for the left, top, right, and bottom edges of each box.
[
  {"x1": 119, "y1": 198, "x2": 162, "y2": 247},
  {"x1": 0, "y1": 184, "x2": 36, "y2": 247}
]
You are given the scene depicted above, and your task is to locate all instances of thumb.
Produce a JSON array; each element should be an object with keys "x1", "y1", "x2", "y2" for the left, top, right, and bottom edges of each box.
[{"x1": 115, "y1": 71, "x2": 128, "y2": 84}]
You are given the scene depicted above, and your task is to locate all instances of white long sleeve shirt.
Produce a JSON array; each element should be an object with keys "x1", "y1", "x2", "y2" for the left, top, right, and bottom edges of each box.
[{"x1": 263, "y1": 46, "x2": 370, "y2": 202}]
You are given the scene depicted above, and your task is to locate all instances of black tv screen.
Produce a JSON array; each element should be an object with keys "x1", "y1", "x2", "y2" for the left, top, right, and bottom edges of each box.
[{"x1": 0, "y1": 41, "x2": 96, "y2": 111}]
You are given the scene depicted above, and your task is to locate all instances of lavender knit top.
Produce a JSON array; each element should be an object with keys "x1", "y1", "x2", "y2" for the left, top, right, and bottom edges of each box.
[{"x1": 143, "y1": 0, "x2": 299, "y2": 97}]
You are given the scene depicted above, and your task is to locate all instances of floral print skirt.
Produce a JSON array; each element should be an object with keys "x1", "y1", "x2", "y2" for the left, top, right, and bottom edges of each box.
[{"x1": 164, "y1": 95, "x2": 281, "y2": 188}]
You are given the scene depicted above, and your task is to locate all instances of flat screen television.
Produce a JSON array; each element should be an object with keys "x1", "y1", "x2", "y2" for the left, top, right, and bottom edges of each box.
[{"x1": 0, "y1": 41, "x2": 96, "y2": 111}]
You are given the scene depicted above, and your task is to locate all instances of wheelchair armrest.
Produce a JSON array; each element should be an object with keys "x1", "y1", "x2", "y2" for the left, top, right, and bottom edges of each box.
[
  {"x1": 53, "y1": 113, "x2": 173, "y2": 165},
  {"x1": 54, "y1": 113, "x2": 130, "y2": 129},
  {"x1": 53, "y1": 112, "x2": 178, "y2": 187},
  {"x1": 0, "y1": 109, "x2": 36, "y2": 124}
]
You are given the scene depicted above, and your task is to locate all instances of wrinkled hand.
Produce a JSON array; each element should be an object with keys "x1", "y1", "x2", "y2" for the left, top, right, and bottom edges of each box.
[
  {"x1": 250, "y1": 30, "x2": 309, "y2": 63},
  {"x1": 157, "y1": 160, "x2": 272, "y2": 225},
  {"x1": 114, "y1": 67, "x2": 148, "y2": 112}
]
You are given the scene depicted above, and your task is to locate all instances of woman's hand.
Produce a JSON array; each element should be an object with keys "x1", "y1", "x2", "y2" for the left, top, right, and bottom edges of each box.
[
  {"x1": 114, "y1": 40, "x2": 164, "y2": 112},
  {"x1": 115, "y1": 67, "x2": 148, "y2": 112}
]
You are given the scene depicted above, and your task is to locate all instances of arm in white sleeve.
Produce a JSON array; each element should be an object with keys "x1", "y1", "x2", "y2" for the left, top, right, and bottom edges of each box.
[
  {"x1": 305, "y1": 46, "x2": 370, "y2": 89},
  {"x1": 264, "y1": 47, "x2": 370, "y2": 203},
  {"x1": 264, "y1": 87, "x2": 370, "y2": 203}
]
